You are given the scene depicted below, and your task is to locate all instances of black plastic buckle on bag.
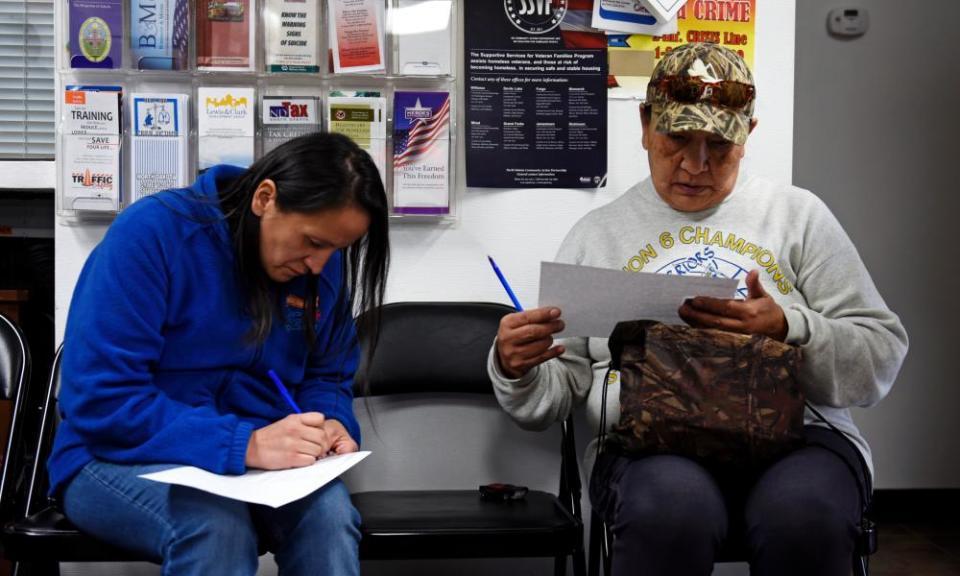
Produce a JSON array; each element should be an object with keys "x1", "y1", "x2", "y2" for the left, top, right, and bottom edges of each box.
[{"x1": 858, "y1": 517, "x2": 878, "y2": 555}]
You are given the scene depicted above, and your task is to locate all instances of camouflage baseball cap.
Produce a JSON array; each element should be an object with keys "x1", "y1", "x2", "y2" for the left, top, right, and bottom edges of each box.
[{"x1": 646, "y1": 43, "x2": 755, "y2": 145}]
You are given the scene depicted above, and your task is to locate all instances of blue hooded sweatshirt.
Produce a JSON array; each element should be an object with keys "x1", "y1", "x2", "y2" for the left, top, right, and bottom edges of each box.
[{"x1": 48, "y1": 165, "x2": 361, "y2": 496}]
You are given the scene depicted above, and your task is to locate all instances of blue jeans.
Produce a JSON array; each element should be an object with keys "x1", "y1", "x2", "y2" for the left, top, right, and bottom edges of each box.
[{"x1": 62, "y1": 460, "x2": 361, "y2": 576}]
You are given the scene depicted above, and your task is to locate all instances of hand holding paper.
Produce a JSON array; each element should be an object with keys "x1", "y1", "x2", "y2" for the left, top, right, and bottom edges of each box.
[
  {"x1": 495, "y1": 307, "x2": 566, "y2": 379},
  {"x1": 538, "y1": 262, "x2": 738, "y2": 338},
  {"x1": 679, "y1": 269, "x2": 788, "y2": 341}
]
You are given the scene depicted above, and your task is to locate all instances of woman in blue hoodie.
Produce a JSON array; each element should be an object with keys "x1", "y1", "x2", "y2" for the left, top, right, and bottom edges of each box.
[{"x1": 50, "y1": 132, "x2": 389, "y2": 575}]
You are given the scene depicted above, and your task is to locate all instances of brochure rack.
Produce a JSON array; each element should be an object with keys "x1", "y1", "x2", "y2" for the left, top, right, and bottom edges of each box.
[{"x1": 57, "y1": 0, "x2": 458, "y2": 220}]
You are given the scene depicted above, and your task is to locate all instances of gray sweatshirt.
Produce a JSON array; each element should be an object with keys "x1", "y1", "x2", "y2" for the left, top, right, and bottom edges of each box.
[{"x1": 488, "y1": 173, "x2": 908, "y2": 480}]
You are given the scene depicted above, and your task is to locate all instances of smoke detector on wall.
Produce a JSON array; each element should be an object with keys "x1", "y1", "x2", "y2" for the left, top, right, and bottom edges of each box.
[{"x1": 827, "y1": 8, "x2": 869, "y2": 37}]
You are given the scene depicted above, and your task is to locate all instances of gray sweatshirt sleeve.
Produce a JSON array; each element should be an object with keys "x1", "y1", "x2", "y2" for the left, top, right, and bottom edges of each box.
[
  {"x1": 488, "y1": 337, "x2": 593, "y2": 430},
  {"x1": 783, "y1": 198, "x2": 909, "y2": 408},
  {"x1": 487, "y1": 223, "x2": 596, "y2": 429}
]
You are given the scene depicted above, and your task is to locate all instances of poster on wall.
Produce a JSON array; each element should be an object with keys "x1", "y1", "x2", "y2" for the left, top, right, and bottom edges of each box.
[
  {"x1": 607, "y1": 0, "x2": 756, "y2": 99},
  {"x1": 464, "y1": 0, "x2": 607, "y2": 189}
]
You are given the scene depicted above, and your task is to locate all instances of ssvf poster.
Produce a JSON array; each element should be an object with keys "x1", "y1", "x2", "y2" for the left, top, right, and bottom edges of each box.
[{"x1": 464, "y1": 0, "x2": 608, "y2": 189}]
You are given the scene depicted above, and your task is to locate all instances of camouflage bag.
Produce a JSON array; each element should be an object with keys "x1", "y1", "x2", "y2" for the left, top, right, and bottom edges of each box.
[{"x1": 604, "y1": 320, "x2": 805, "y2": 468}]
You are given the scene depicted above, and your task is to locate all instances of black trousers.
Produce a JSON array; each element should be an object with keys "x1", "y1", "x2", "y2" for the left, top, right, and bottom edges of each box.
[{"x1": 589, "y1": 426, "x2": 868, "y2": 576}]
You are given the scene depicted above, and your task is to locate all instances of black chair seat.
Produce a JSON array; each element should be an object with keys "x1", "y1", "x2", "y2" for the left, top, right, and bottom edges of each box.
[
  {"x1": 3, "y1": 506, "x2": 145, "y2": 562},
  {"x1": 348, "y1": 303, "x2": 586, "y2": 575},
  {"x1": 1, "y1": 305, "x2": 586, "y2": 575},
  {"x1": 5, "y1": 491, "x2": 584, "y2": 563},
  {"x1": 354, "y1": 490, "x2": 582, "y2": 560}
]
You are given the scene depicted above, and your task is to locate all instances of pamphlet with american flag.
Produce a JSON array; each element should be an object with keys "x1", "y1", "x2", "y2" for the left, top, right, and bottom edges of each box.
[{"x1": 392, "y1": 91, "x2": 450, "y2": 215}]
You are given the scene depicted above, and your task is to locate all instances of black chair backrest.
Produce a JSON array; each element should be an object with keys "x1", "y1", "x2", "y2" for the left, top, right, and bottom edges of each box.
[
  {"x1": 355, "y1": 302, "x2": 513, "y2": 398},
  {"x1": 0, "y1": 312, "x2": 31, "y2": 523},
  {"x1": 0, "y1": 313, "x2": 28, "y2": 402},
  {"x1": 23, "y1": 343, "x2": 62, "y2": 517}
]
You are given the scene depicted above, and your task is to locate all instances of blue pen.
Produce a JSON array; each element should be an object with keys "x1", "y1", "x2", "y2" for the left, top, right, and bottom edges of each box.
[
  {"x1": 267, "y1": 369, "x2": 302, "y2": 414},
  {"x1": 487, "y1": 255, "x2": 524, "y2": 311}
]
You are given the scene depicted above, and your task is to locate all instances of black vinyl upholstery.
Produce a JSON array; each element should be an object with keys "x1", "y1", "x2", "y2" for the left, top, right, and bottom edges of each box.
[
  {"x1": 0, "y1": 312, "x2": 30, "y2": 526},
  {"x1": 2, "y1": 343, "x2": 142, "y2": 570},
  {"x1": 0, "y1": 313, "x2": 27, "y2": 402},
  {"x1": 355, "y1": 301, "x2": 508, "y2": 397},
  {"x1": 352, "y1": 302, "x2": 586, "y2": 572},
  {"x1": 1, "y1": 303, "x2": 587, "y2": 575}
]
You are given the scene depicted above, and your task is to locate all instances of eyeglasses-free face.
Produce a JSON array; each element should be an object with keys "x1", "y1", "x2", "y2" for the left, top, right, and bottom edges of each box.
[{"x1": 652, "y1": 75, "x2": 756, "y2": 110}]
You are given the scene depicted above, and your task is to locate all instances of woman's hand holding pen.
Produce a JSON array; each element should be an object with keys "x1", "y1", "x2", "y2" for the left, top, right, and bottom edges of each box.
[
  {"x1": 323, "y1": 419, "x2": 359, "y2": 455},
  {"x1": 496, "y1": 307, "x2": 566, "y2": 379},
  {"x1": 245, "y1": 412, "x2": 332, "y2": 470}
]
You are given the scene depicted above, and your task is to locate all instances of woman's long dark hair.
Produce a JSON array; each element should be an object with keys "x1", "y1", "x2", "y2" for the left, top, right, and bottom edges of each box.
[{"x1": 217, "y1": 132, "x2": 389, "y2": 365}]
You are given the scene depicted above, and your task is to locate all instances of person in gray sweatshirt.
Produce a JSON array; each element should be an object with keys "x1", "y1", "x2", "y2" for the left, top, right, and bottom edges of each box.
[{"x1": 487, "y1": 43, "x2": 907, "y2": 576}]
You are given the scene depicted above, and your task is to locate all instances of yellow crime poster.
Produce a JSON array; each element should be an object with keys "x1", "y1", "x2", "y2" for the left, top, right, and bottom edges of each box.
[{"x1": 607, "y1": 0, "x2": 756, "y2": 99}]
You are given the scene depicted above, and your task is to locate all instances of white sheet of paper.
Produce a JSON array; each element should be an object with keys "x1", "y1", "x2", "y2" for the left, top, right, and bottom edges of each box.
[
  {"x1": 639, "y1": 0, "x2": 686, "y2": 24},
  {"x1": 140, "y1": 451, "x2": 371, "y2": 508},
  {"x1": 538, "y1": 262, "x2": 738, "y2": 338},
  {"x1": 592, "y1": 0, "x2": 678, "y2": 35}
]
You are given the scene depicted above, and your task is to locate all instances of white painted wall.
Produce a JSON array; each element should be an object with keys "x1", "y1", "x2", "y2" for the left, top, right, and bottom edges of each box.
[
  {"x1": 793, "y1": 0, "x2": 960, "y2": 489},
  {"x1": 54, "y1": 1, "x2": 797, "y2": 338},
  {"x1": 53, "y1": 2, "x2": 794, "y2": 575}
]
